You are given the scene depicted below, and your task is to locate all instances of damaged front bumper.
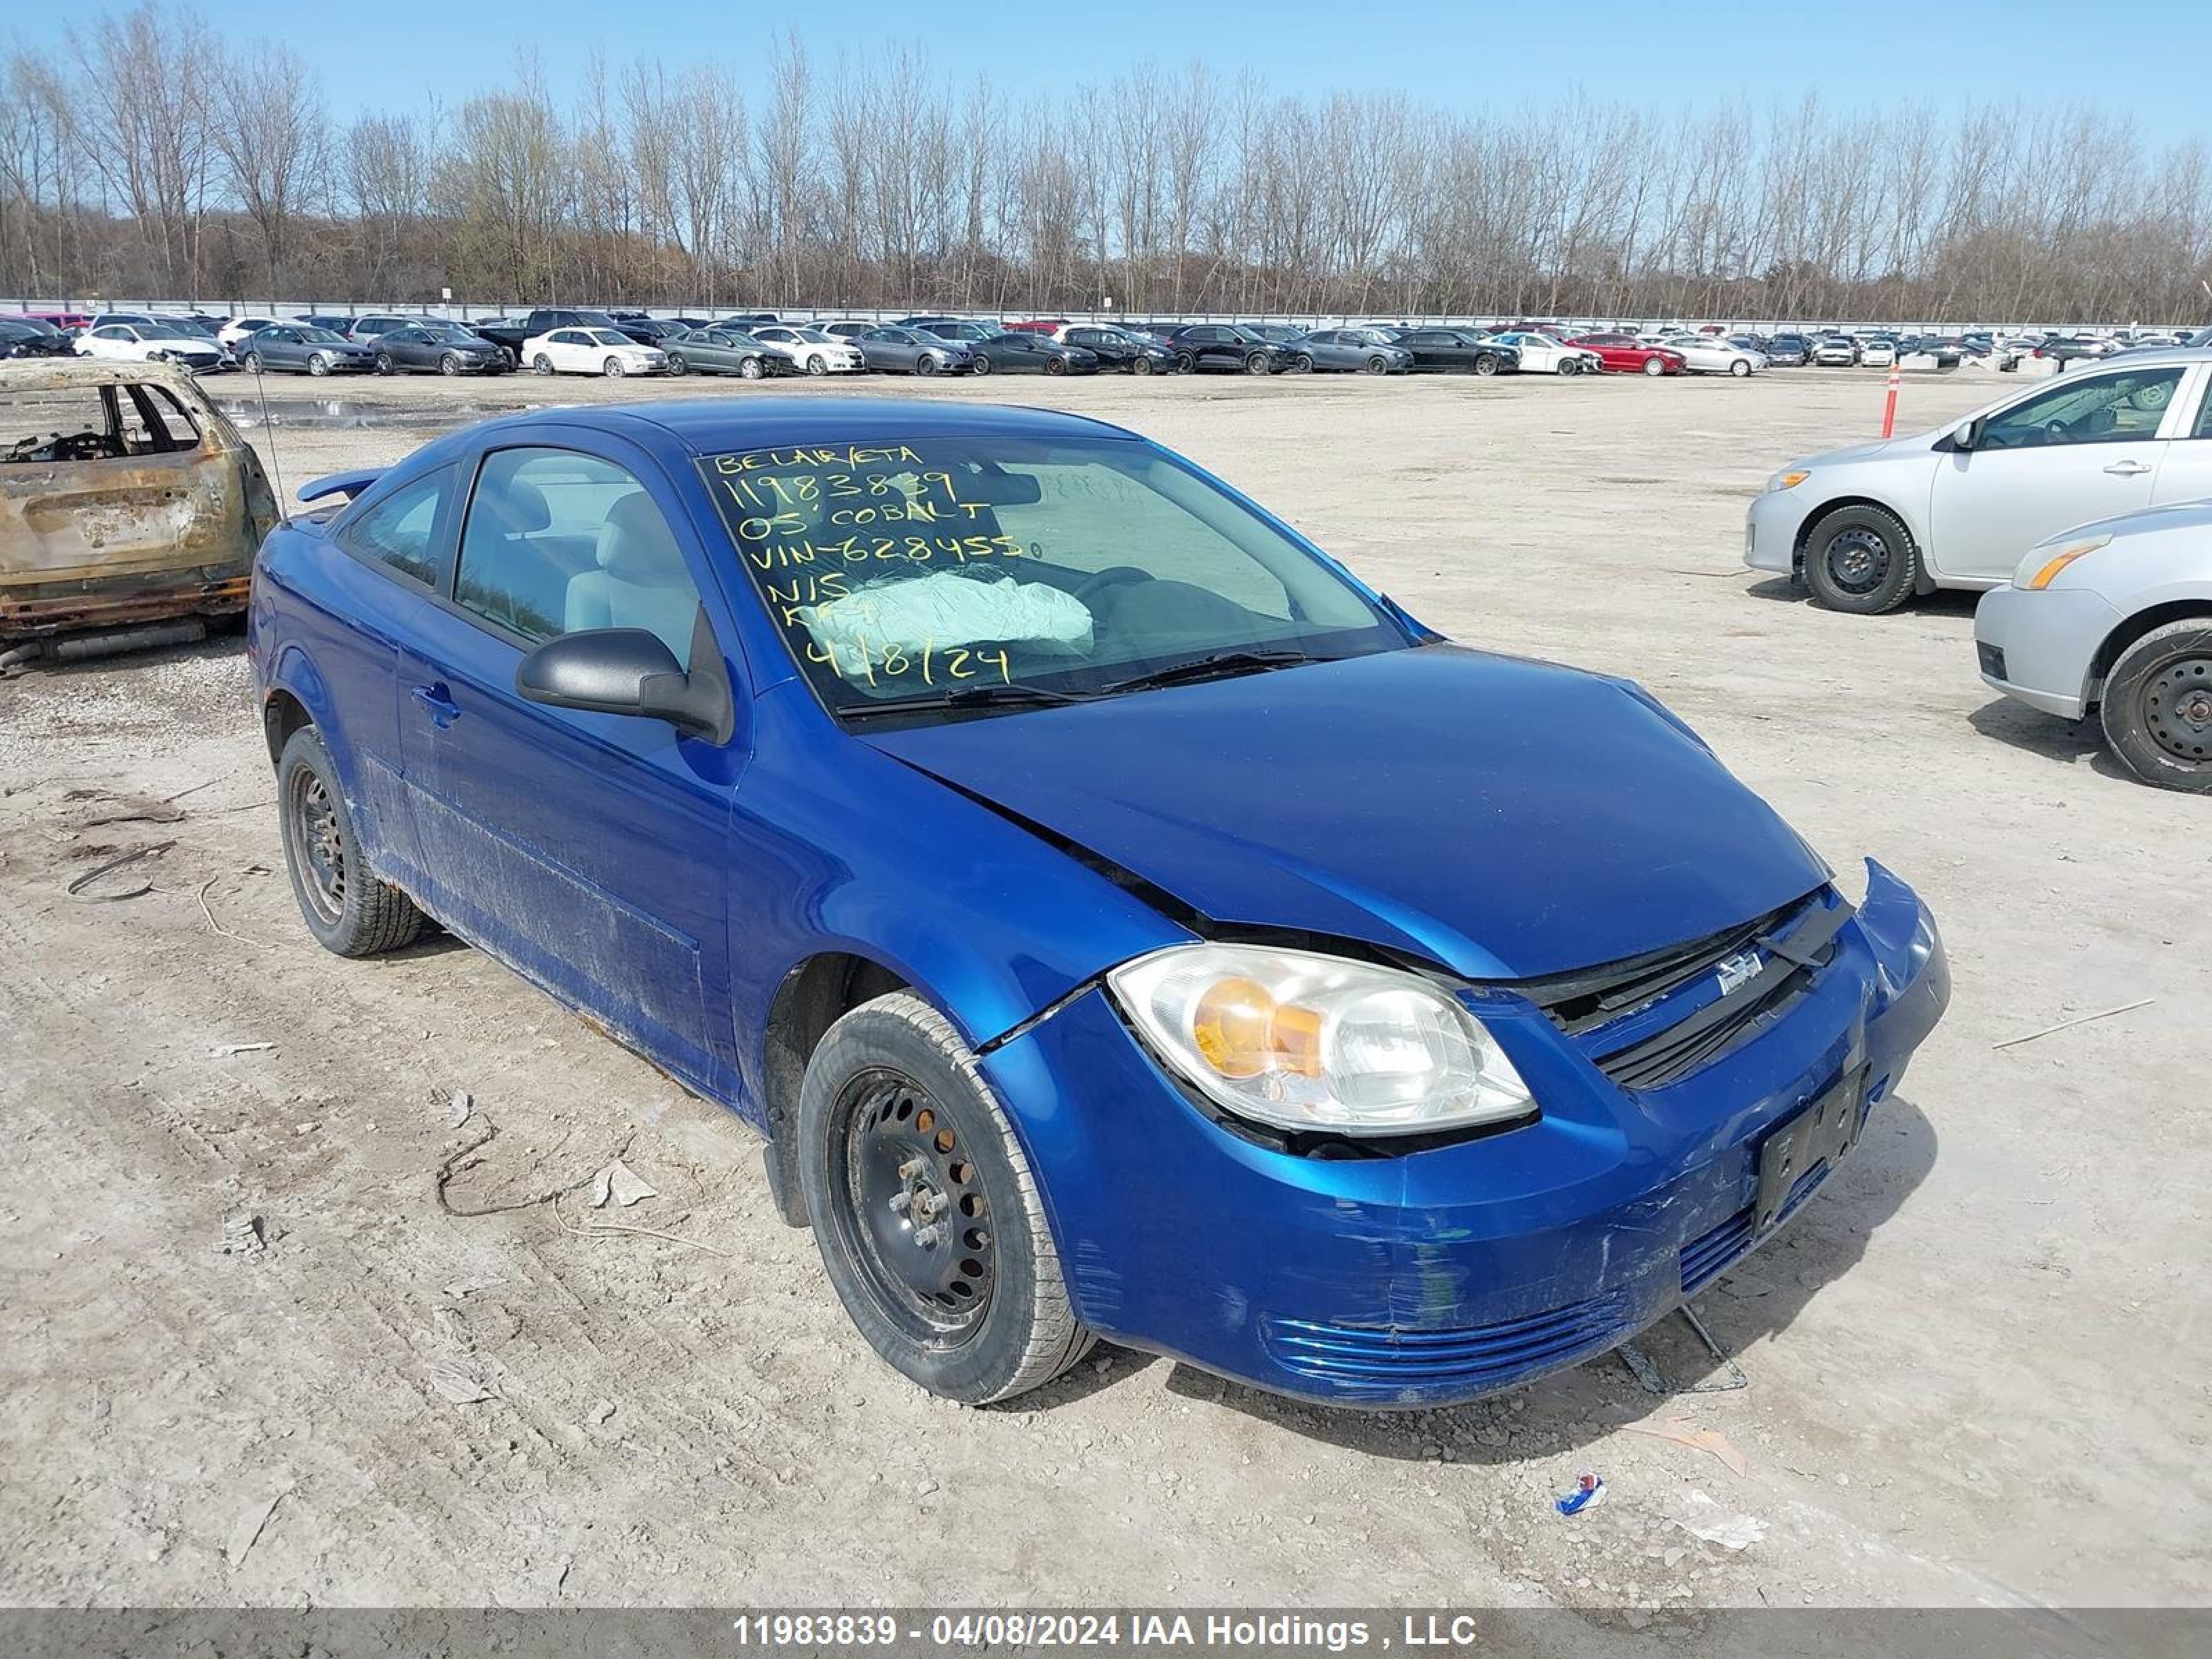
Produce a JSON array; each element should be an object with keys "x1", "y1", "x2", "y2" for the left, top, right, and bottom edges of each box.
[{"x1": 980, "y1": 861, "x2": 1948, "y2": 1407}]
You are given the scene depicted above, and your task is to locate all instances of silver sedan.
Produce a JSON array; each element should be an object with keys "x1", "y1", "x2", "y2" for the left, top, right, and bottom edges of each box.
[{"x1": 1975, "y1": 501, "x2": 2212, "y2": 791}]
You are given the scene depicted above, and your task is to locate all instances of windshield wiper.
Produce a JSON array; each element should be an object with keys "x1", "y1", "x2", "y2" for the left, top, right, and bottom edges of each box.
[
  {"x1": 839, "y1": 683, "x2": 1093, "y2": 721},
  {"x1": 1094, "y1": 648, "x2": 1321, "y2": 697}
]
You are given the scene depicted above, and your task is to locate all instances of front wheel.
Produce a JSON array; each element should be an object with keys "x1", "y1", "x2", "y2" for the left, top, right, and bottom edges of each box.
[
  {"x1": 798, "y1": 992, "x2": 1091, "y2": 1404},
  {"x1": 276, "y1": 727, "x2": 424, "y2": 957},
  {"x1": 738, "y1": 356, "x2": 765, "y2": 380},
  {"x1": 1244, "y1": 352, "x2": 1271, "y2": 375},
  {"x1": 1044, "y1": 355, "x2": 1067, "y2": 376},
  {"x1": 532, "y1": 353, "x2": 554, "y2": 375},
  {"x1": 1131, "y1": 354, "x2": 1154, "y2": 375},
  {"x1": 1365, "y1": 354, "x2": 1389, "y2": 375},
  {"x1": 1641, "y1": 355, "x2": 1665, "y2": 376},
  {"x1": 438, "y1": 353, "x2": 462, "y2": 376},
  {"x1": 806, "y1": 353, "x2": 828, "y2": 376},
  {"x1": 915, "y1": 354, "x2": 939, "y2": 376},
  {"x1": 1803, "y1": 503, "x2": 1920, "y2": 615},
  {"x1": 2101, "y1": 621, "x2": 2212, "y2": 791},
  {"x1": 1473, "y1": 353, "x2": 1499, "y2": 376},
  {"x1": 307, "y1": 353, "x2": 329, "y2": 377},
  {"x1": 603, "y1": 357, "x2": 626, "y2": 377},
  {"x1": 1729, "y1": 357, "x2": 1752, "y2": 377},
  {"x1": 666, "y1": 353, "x2": 688, "y2": 376}
]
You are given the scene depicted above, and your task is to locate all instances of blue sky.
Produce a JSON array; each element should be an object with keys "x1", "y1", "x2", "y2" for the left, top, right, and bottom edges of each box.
[{"x1": 19, "y1": 0, "x2": 2212, "y2": 142}]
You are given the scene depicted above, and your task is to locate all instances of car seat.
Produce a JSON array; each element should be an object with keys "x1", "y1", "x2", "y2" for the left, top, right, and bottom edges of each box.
[{"x1": 563, "y1": 491, "x2": 698, "y2": 660}]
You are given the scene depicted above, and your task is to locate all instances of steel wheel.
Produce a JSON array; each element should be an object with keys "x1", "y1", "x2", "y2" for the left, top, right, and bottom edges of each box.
[
  {"x1": 284, "y1": 764, "x2": 347, "y2": 928},
  {"x1": 828, "y1": 1069, "x2": 995, "y2": 1343},
  {"x1": 1820, "y1": 527, "x2": 1893, "y2": 597},
  {"x1": 2143, "y1": 656, "x2": 2212, "y2": 763}
]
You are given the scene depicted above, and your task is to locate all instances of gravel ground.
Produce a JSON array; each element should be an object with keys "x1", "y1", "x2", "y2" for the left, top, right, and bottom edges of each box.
[{"x1": 1, "y1": 362, "x2": 2205, "y2": 1620}]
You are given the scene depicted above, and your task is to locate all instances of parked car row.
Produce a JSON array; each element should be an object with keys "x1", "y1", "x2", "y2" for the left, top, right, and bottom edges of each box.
[{"x1": 1748, "y1": 344, "x2": 2212, "y2": 791}]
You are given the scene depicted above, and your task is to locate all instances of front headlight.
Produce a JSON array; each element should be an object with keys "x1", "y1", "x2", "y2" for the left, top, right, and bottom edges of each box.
[
  {"x1": 2016, "y1": 532, "x2": 2111, "y2": 589},
  {"x1": 1106, "y1": 944, "x2": 1533, "y2": 1138},
  {"x1": 1767, "y1": 469, "x2": 1809, "y2": 492}
]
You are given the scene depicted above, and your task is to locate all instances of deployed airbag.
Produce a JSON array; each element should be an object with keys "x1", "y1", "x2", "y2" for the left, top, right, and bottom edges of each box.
[{"x1": 804, "y1": 571, "x2": 1093, "y2": 664}]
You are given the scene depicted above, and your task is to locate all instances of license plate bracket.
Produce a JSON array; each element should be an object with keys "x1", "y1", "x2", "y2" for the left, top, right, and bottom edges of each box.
[{"x1": 1754, "y1": 1063, "x2": 1868, "y2": 1234}]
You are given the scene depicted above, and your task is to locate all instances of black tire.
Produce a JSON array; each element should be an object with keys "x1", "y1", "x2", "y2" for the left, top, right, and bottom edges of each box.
[
  {"x1": 915, "y1": 354, "x2": 939, "y2": 376},
  {"x1": 438, "y1": 353, "x2": 462, "y2": 376},
  {"x1": 970, "y1": 355, "x2": 992, "y2": 376},
  {"x1": 2099, "y1": 621, "x2": 2212, "y2": 791},
  {"x1": 666, "y1": 353, "x2": 688, "y2": 375},
  {"x1": 1473, "y1": 353, "x2": 1499, "y2": 376},
  {"x1": 1244, "y1": 352, "x2": 1271, "y2": 375},
  {"x1": 738, "y1": 355, "x2": 764, "y2": 380},
  {"x1": 375, "y1": 353, "x2": 397, "y2": 375},
  {"x1": 532, "y1": 353, "x2": 554, "y2": 375},
  {"x1": 1802, "y1": 503, "x2": 1920, "y2": 615},
  {"x1": 1131, "y1": 354, "x2": 1154, "y2": 375},
  {"x1": 1289, "y1": 353, "x2": 1314, "y2": 374},
  {"x1": 1175, "y1": 351, "x2": 1197, "y2": 374},
  {"x1": 1044, "y1": 355, "x2": 1066, "y2": 375},
  {"x1": 1364, "y1": 354, "x2": 1389, "y2": 375},
  {"x1": 798, "y1": 991, "x2": 1091, "y2": 1405},
  {"x1": 243, "y1": 351, "x2": 264, "y2": 374},
  {"x1": 276, "y1": 727, "x2": 424, "y2": 957}
]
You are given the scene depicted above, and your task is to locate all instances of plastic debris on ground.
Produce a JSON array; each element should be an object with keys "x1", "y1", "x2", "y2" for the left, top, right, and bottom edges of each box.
[
  {"x1": 587, "y1": 1158, "x2": 657, "y2": 1209},
  {"x1": 1554, "y1": 1471, "x2": 1606, "y2": 1516}
]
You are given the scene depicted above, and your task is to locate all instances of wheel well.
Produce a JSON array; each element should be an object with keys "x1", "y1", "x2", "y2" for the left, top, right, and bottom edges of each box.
[
  {"x1": 263, "y1": 688, "x2": 312, "y2": 764},
  {"x1": 760, "y1": 952, "x2": 910, "y2": 1226},
  {"x1": 1790, "y1": 495, "x2": 1918, "y2": 581},
  {"x1": 2086, "y1": 600, "x2": 2212, "y2": 709}
]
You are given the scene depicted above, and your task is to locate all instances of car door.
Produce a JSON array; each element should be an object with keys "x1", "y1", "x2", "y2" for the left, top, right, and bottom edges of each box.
[
  {"x1": 2149, "y1": 364, "x2": 2212, "y2": 507},
  {"x1": 393, "y1": 435, "x2": 738, "y2": 1094},
  {"x1": 1927, "y1": 362, "x2": 2191, "y2": 583},
  {"x1": 384, "y1": 328, "x2": 424, "y2": 368}
]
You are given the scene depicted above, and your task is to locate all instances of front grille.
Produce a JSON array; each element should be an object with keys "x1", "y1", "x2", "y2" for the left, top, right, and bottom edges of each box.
[
  {"x1": 1516, "y1": 890, "x2": 1848, "y2": 1092},
  {"x1": 1262, "y1": 1289, "x2": 1633, "y2": 1396},
  {"x1": 1680, "y1": 1207, "x2": 1755, "y2": 1294}
]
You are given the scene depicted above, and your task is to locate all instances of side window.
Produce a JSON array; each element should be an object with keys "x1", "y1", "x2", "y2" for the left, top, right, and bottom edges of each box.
[
  {"x1": 1980, "y1": 368, "x2": 2185, "y2": 449},
  {"x1": 456, "y1": 447, "x2": 701, "y2": 664},
  {"x1": 2191, "y1": 379, "x2": 2212, "y2": 440},
  {"x1": 341, "y1": 467, "x2": 453, "y2": 589}
]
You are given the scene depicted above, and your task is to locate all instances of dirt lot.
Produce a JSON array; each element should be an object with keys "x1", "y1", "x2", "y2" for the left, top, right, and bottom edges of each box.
[{"x1": 1, "y1": 363, "x2": 2206, "y2": 1618}]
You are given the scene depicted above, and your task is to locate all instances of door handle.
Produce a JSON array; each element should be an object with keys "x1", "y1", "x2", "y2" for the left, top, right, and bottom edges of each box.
[
  {"x1": 411, "y1": 683, "x2": 461, "y2": 729},
  {"x1": 2103, "y1": 460, "x2": 2152, "y2": 476}
]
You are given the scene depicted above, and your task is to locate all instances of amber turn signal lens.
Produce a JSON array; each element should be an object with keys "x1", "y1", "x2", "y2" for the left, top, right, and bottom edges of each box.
[
  {"x1": 1192, "y1": 977, "x2": 1276, "y2": 1078},
  {"x1": 2024, "y1": 550, "x2": 2090, "y2": 590}
]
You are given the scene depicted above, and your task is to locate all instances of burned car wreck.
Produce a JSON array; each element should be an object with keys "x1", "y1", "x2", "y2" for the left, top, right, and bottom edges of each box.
[{"x1": 1, "y1": 358, "x2": 278, "y2": 668}]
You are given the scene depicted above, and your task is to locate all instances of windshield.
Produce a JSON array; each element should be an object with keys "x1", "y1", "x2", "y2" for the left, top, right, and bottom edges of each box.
[
  {"x1": 422, "y1": 324, "x2": 476, "y2": 342},
  {"x1": 793, "y1": 328, "x2": 835, "y2": 344},
  {"x1": 139, "y1": 323, "x2": 193, "y2": 340},
  {"x1": 299, "y1": 327, "x2": 346, "y2": 343},
  {"x1": 585, "y1": 329, "x2": 631, "y2": 346},
  {"x1": 699, "y1": 436, "x2": 1408, "y2": 719},
  {"x1": 575, "y1": 310, "x2": 622, "y2": 329}
]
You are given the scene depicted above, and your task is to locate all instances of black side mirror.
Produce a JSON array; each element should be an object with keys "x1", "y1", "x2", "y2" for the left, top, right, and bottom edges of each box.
[{"x1": 516, "y1": 607, "x2": 735, "y2": 742}]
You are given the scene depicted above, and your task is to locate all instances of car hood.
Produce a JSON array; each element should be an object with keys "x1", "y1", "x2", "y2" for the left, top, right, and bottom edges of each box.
[
  {"x1": 863, "y1": 645, "x2": 1829, "y2": 981},
  {"x1": 1798, "y1": 433, "x2": 1928, "y2": 468}
]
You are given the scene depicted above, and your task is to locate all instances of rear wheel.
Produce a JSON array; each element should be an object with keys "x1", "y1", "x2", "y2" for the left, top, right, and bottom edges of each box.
[
  {"x1": 1175, "y1": 351, "x2": 1197, "y2": 374},
  {"x1": 1802, "y1": 503, "x2": 1920, "y2": 615},
  {"x1": 243, "y1": 351, "x2": 264, "y2": 374},
  {"x1": 375, "y1": 353, "x2": 397, "y2": 375},
  {"x1": 665, "y1": 353, "x2": 688, "y2": 375},
  {"x1": 2101, "y1": 621, "x2": 2212, "y2": 791},
  {"x1": 276, "y1": 727, "x2": 424, "y2": 958},
  {"x1": 1289, "y1": 353, "x2": 1314, "y2": 374},
  {"x1": 970, "y1": 355, "x2": 992, "y2": 376},
  {"x1": 532, "y1": 353, "x2": 554, "y2": 375},
  {"x1": 798, "y1": 992, "x2": 1091, "y2": 1404}
]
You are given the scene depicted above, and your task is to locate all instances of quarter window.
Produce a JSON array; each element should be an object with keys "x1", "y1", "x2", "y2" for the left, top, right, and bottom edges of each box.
[
  {"x1": 342, "y1": 467, "x2": 453, "y2": 588},
  {"x1": 456, "y1": 448, "x2": 700, "y2": 662}
]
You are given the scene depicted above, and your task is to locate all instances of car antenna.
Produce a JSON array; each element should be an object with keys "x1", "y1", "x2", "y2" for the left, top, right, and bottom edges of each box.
[{"x1": 247, "y1": 354, "x2": 289, "y2": 509}]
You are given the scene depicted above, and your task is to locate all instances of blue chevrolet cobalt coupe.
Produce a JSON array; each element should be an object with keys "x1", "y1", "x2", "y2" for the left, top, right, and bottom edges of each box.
[{"x1": 248, "y1": 398, "x2": 1949, "y2": 1407}]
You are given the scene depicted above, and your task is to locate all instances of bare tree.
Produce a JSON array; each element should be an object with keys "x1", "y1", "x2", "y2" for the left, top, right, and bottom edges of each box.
[{"x1": 209, "y1": 44, "x2": 328, "y2": 298}]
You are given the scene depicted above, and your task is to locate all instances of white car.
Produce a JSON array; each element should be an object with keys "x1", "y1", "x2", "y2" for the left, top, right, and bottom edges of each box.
[
  {"x1": 1811, "y1": 337, "x2": 1859, "y2": 367},
  {"x1": 1746, "y1": 348, "x2": 2212, "y2": 612},
  {"x1": 1859, "y1": 339, "x2": 1897, "y2": 368},
  {"x1": 523, "y1": 327, "x2": 667, "y2": 377},
  {"x1": 749, "y1": 326, "x2": 868, "y2": 375},
  {"x1": 75, "y1": 321, "x2": 227, "y2": 373},
  {"x1": 1665, "y1": 335, "x2": 1765, "y2": 376},
  {"x1": 1489, "y1": 332, "x2": 1602, "y2": 376},
  {"x1": 218, "y1": 317, "x2": 283, "y2": 348}
]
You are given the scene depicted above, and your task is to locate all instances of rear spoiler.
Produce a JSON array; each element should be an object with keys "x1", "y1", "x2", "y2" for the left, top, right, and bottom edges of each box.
[{"x1": 296, "y1": 469, "x2": 382, "y2": 505}]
